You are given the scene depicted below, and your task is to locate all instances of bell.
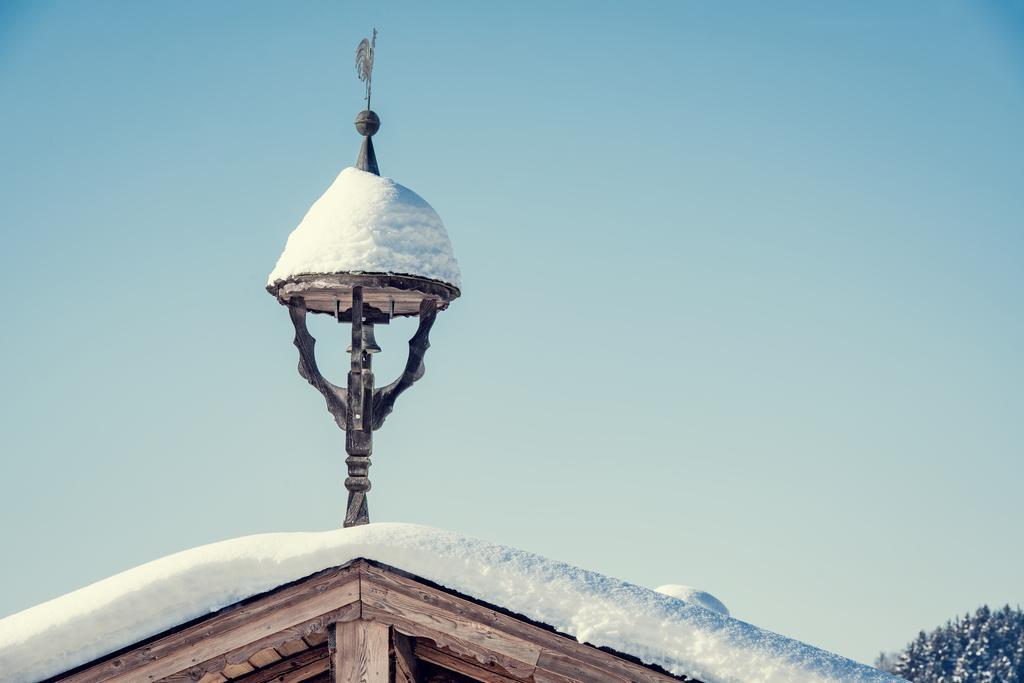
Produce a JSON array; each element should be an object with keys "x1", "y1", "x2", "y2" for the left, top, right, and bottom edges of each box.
[{"x1": 347, "y1": 323, "x2": 382, "y2": 354}]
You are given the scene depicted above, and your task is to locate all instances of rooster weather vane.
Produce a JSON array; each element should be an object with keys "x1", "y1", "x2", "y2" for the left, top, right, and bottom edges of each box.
[
  {"x1": 355, "y1": 29, "x2": 377, "y2": 110},
  {"x1": 353, "y1": 29, "x2": 381, "y2": 175}
]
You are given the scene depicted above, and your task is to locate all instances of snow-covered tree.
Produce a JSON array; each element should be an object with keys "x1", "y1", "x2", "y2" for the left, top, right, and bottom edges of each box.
[{"x1": 877, "y1": 605, "x2": 1024, "y2": 682}]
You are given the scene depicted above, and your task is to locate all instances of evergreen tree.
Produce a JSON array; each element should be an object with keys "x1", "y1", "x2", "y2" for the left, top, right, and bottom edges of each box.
[{"x1": 878, "y1": 605, "x2": 1024, "y2": 682}]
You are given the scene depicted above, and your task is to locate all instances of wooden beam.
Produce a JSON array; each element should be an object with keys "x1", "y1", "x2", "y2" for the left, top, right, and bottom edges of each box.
[
  {"x1": 278, "y1": 638, "x2": 311, "y2": 657},
  {"x1": 414, "y1": 641, "x2": 523, "y2": 683},
  {"x1": 226, "y1": 645, "x2": 329, "y2": 683},
  {"x1": 248, "y1": 647, "x2": 282, "y2": 668},
  {"x1": 392, "y1": 631, "x2": 419, "y2": 683},
  {"x1": 333, "y1": 620, "x2": 389, "y2": 683},
  {"x1": 60, "y1": 566, "x2": 359, "y2": 683},
  {"x1": 221, "y1": 662, "x2": 255, "y2": 678},
  {"x1": 272, "y1": 659, "x2": 330, "y2": 683},
  {"x1": 360, "y1": 567, "x2": 540, "y2": 680},
  {"x1": 534, "y1": 651, "x2": 629, "y2": 683},
  {"x1": 531, "y1": 671, "x2": 580, "y2": 683}
]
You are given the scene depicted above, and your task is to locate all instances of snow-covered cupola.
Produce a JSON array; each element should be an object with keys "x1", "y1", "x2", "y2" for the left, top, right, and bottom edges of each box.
[
  {"x1": 266, "y1": 166, "x2": 461, "y2": 300},
  {"x1": 266, "y1": 109, "x2": 460, "y2": 316}
]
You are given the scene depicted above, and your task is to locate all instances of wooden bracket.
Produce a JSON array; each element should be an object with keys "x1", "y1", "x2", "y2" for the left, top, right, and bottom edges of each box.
[
  {"x1": 287, "y1": 292, "x2": 440, "y2": 528},
  {"x1": 371, "y1": 297, "x2": 438, "y2": 431},
  {"x1": 289, "y1": 298, "x2": 348, "y2": 430}
]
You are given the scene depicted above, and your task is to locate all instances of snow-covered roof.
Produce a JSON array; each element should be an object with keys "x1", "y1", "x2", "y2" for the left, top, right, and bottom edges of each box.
[
  {"x1": 0, "y1": 523, "x2": 896, "y2": 683},
  {"x1": 267, "y1": 167, "x2": 461, "y2": 289},
  {"x1": 656, "y1": 583, "x2": 731, "y2": 617}
]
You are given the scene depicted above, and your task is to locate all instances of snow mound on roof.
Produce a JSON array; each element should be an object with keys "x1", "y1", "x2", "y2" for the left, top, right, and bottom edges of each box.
[
  {"x1": 656, "y1": 583, "x2": 731, "y2": 617},
  {"x1": 267, "y1": 167, "x2": 461, "y2": 288},
  {"x1": 0, "y1": 523, "x2": 897, "y2": 683}
]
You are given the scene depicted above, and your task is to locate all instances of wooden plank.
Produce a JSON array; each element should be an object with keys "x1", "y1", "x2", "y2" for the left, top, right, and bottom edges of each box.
[
  {"x1": 227, "y1": 646, "x2": 329, "y2": 683},
  {"x1": 277, "y1": 659, "x2": 330, "y2": 683},
  {"x1": 392, "y1": 631, "x2": 419, "y2": 683},
  {"x1": 248, "y1": 647, "x2": 282, "y2": 668},
  {"x1": 61, "y1": 568, "x2": 359, "y2": 683},
  {"x1": 277, "y1": 638, "x2": 311, "y2": 657},
  {"x1": 414, "y1": 642, "x2": 523, "y2": 683},
  {"x1": 530, "y1": 671, "x2": 579, "y2": 683},
  {"x1": 197, "y1": 674, "x2": 227, "y2": 683},
  {"x1": 229, "y1": 657, "x2": 329, "y2": 683},
  {"x1": 534, "y1": 651, "x2": 628, "y2": 683},
  {"x1": 334, "y1": 620, "x2": 389, "y2": 683},
  {"x1": 222, "y1": 662, "x2": 255, "y2": 678}
]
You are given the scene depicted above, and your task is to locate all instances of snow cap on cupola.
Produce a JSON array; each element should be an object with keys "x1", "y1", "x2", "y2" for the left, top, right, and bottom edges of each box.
[{"x1": 267, "y1": 68, "x2": 460, "y2": 318}]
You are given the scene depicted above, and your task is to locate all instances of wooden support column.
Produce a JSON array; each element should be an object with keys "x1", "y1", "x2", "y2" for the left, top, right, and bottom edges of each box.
[
  {"x1": 332, "y1": 620, "x2": 389, "y2": 683},
  {"x1": 344, "y1": 286, "x2": 374, "y2": 527}
]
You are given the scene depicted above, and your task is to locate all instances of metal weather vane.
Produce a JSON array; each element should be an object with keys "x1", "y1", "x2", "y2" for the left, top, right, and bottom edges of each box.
[
  {"x1": 353, "y1": 29, "x2": 381, "y2": 176},
  {"x1": 355, "y1": 28, "x2": 377, "y2": 110}
]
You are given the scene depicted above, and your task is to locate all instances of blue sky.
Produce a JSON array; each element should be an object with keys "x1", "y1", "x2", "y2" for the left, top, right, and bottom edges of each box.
[{"x1": 1, "y1": 0, "x2": 1022, "y2": 666}]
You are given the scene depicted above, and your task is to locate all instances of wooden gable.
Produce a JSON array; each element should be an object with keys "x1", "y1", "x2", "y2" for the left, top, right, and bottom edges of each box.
[{"x1": 47, "y1": 560, "x2": 700, "y2": 683}]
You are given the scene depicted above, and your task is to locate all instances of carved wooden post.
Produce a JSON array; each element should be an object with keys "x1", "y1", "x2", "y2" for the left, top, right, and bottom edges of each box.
[
  {"x1": 345, "y1": 286, "x2": 373, "y2": 527},
  {"x1": 285, "y1": 288, "x2": 444, "y2": 527}
]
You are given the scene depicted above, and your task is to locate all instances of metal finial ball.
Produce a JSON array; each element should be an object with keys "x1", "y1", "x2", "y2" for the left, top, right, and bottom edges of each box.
[{"x1": 355, "y1": 110, "x2": 380, "y2": 137}]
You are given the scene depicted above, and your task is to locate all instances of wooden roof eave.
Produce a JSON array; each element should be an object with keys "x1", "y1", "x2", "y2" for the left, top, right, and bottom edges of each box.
[{"x1": 49, "y1": 559, "x2": 700, "y2": 683}]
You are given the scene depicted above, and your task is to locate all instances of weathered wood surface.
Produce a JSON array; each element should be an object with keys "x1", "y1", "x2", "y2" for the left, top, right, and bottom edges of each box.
[
  {"x1": 227, "y1": 645, "x2": 328, "y2": 683},
  {"x1": 270, "y1": 273, "x2": 459, "y2": 318},
  {"x1": 360, "y1": 563, "x2": 689, "y2": 683},
  {"x1": 391, "y1": 631, "x2": 419, "y2": 683},
  {"x1": 305, "y1": 629, "x2": 330, "y2": 648},
  {"x1": 534, "y1": 651, "x2": 629, "y2": 683},
  {"x1": 55, "y1": 560, "x2": 693, "y2": 683},
  {"x1": 414, "y1": 642, "x2": 523, "y2": 683},
  {"x1": 529, "y1": 670, "x2": 580, "y2": 683},
  {"x1": 60, "y1": 567, "x2": 358, "y2": 683},
  {"x1": 277, "y1": 638, "x2": 311, "y2": 657},
  {"x1": 334, "y1": 620, "x2": 389, "y2": 683},
  {"x1": 247, "y1": 647, "x2": 282, "y2": 668},
  {"x1": 361, "y1": 570, "x2": 540, "y2": 679},
  {"x1": 255, "y1": 658, "x2": 328, "y2": 683},
  {"x1": 343, "y1": 286, "x2": 373, "y2": 527},
  {"x1": 221, "y1": 661, "x2": 255, "y2": 678},
  {"x1": 156, "y1": 604, "x2": 358, "y2": 683},
  {"x1": 290, "y1": 289, "x2": 441, "y2": 529}
]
